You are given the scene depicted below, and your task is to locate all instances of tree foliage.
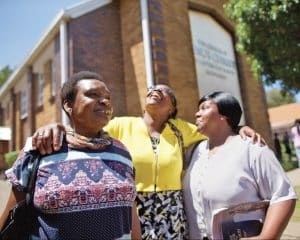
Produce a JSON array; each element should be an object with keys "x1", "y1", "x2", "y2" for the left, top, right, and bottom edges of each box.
[
  {"x1": 0, "y1": 65, "x2": 13, "y2": 86},
  {"x1": 225, "y1": 0, "x2": 300, "y2": 93},
  {"x1": 266, "y1": 88, "x2": 295, "y2": 107}
]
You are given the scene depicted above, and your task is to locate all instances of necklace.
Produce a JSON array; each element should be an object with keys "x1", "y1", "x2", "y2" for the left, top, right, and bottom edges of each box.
[
  {"x1": 150, "y1": 135, "x2": 160, "y2": 154},
  {"x1": 66, "y1": 126, "x2": 112, "y2": 150}
]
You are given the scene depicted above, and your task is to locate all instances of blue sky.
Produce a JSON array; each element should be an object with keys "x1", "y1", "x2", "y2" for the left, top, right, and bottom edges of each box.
[
  {"x1": 0, "y1": 0, "x2": 84, "y2": 68},
  {"x1": 0, "y1": 0, "x2": 298, "y2": 102}
]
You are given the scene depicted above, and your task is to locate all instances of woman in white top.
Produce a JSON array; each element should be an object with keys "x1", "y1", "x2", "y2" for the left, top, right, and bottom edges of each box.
[
  {"x1": 291, "y1": 119, "x2": 300, "y2": 167},
  {"x1": 183, "y1": 91, "x2": 297, "y2": 240}
]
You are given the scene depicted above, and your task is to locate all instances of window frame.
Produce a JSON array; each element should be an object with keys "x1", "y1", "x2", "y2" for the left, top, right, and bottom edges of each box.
[
  {"x1": 20, "y1": 90, "x2": 28, "y2": 119},
  {"x1": 38, "y1": 72, "x2": 44, "y2": 107}
]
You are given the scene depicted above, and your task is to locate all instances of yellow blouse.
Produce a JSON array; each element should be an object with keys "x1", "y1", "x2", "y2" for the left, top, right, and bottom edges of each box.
[{"x1": 104, "y1": 117, "x2": 206, "y2": 192}]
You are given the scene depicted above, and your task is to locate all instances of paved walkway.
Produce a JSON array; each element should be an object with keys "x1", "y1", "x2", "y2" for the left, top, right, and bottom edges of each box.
[
  {"x1": 287, "y1": 168, "x2": 300, "y2": 186},
  {"x1": 282, "y1": 168, "x2": 300, "y2": 239},
  {"x1": 0, "y1": 180, "x2": 11, "y2": 217}
]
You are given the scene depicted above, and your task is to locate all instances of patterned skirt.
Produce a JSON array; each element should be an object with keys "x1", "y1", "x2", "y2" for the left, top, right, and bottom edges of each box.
[{"x1": 136, "y1": 190, "x2": 187, "y2": 240}]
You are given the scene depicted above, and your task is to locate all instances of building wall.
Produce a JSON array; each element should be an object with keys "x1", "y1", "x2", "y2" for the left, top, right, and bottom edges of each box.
[
  {"x1": 159, "y1": 0, "x2": 200, "y2": 120},
  {"x1": 0, "y1": 0, "x2": 273, "y2": 154},
  {"x1": 0, "y1": 141, "x2": 9, "y2": 169},
  {"x1": 52, "y1": 35, "x2": 62, "y2": 122},
  {"x1": 157, "y1": 0, "x2": 272, "y2": 144},
  {"x1": 14, "y1": 75, "x2": 27, "y2": 149},
  {"x1": 2, "y1": 41, "x2": 59, "y2": 151},
  {"x1": 32, "y1": 41, "x2": 57, "y2": 132},
  {"x1": 1, "y1": 94, "x2": 11, "y2": 127},
  {"x1": 120, "y1": 0, "x2": 147, "y2": 116},
  {"x1": 68, "y1": 1, "x2": 127, "y2": 116}
]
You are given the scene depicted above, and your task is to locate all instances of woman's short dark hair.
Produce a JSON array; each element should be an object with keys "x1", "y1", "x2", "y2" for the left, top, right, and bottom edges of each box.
[
  {"x1": 198, "y1": 91, "x2": 242, "y2": 131},
  {"x1": 169, "y1": 93, "x2": 178, "y2": 119},
  {"x1": 61, "y1": 71, "x2": 104, "y2": 106}
]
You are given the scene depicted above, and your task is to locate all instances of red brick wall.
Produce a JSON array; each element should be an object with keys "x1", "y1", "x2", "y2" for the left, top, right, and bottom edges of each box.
[
  {"x1": 34, "y1": 61, "x2": 57, "y2": 131},
  {"x1": 0, "y1": 141, "x2": 9, "y2": 169},
  {"x1": 120, "y1": 0, "x2": 146, "y2": 116},
  {"x1": 53, "y1": 34, "x2": 62, "y2": 122},
  {"x1": 159, "y1": 0, "x2": 200, "y2": 121},
  {"x1": 10, "y1": 89, "x2": 16, "y2": 151},
  {"x1": 68, "y1": 1, "x2": 127, "y2": 116}
]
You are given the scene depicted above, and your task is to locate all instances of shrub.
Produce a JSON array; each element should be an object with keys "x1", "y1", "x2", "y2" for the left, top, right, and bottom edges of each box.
[
  {"x1": 4, "y1": 151, "x2": 19, "y2": 168},
  {"x1": 281, "y1": 159, "x2": 298, "y2": 172}
]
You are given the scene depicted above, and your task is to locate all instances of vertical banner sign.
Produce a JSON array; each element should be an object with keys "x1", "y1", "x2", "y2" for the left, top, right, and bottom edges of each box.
[{"x1": 189, "y1": 11, "x2": 244, "y2": 123}]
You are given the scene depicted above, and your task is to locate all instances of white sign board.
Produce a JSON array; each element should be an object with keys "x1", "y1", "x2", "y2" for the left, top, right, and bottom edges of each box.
[
  {"x1": 189, "y1": 11, "x2": 244, "y2": 123},
  {"x1": 0, "y1": 127, "x2": 11, "y2": 140}
]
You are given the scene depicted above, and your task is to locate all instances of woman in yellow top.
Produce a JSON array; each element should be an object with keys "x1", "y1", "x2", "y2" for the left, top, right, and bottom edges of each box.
[{"x1": 32, "y1": 84, "x2": 260, "y2": 239}]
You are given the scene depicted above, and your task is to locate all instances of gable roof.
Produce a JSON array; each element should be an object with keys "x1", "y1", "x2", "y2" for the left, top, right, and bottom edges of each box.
[
  {"x1": 268, "y1": 103, "x2": 300, "y2": 129},
  {"x1": 0, "y1": 0, "x2": 112, "y2": 101}
]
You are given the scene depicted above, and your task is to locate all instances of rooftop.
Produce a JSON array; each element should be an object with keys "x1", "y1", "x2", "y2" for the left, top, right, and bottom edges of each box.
[{"x1": 268, "y1": 103, "x2": 300, "y2": 130}]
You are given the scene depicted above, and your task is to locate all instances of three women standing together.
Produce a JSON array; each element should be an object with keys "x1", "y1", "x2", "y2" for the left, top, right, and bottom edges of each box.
[{"x1": 1, "y1": 70, "x2": 295, "y2": 239}]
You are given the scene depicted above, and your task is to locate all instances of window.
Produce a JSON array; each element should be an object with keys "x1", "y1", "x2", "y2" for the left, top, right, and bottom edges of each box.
[
  {"x1": 20, "y1": 90, "x2": 27, "y2": 119},
  {"x1": 38, "y1": 73, "x2": 44, "y2": 107}
]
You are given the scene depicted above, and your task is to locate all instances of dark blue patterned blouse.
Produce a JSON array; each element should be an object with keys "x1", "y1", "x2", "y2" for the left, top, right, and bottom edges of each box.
[{"x1": 6, "y1": 138, "x2": 136, "y2": 240}]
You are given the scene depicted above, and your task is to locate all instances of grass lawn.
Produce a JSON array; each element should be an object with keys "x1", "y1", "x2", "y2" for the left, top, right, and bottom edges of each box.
[
  {"x1": 280, "y1": 142, "x2": 298, "y2": 172},
  {"x1": 291, "y1": 185, "x2": 300, "y2": 222}
]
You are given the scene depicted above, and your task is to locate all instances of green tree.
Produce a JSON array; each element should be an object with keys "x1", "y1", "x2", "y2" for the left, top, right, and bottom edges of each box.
[
  {"x1": 266, "y1": 88, "x2": 295, "y2": 107},
  {"x1": 225, "y1": 0, "x2": 300, "y2": 93},
  {"x1": 0, "y1": 65, "x2": 13, "y2": 86}
]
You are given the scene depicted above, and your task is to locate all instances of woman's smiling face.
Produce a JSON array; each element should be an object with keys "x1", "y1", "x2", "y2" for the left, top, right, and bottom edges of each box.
[{"x1": 66, "y1": 79, "x2": 112, "y2": 136}]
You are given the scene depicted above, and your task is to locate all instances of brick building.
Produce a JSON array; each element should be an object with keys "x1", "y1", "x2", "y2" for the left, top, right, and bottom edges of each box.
[{"x1": 0, "y1": 0, "x2": 272, "y2": 167}]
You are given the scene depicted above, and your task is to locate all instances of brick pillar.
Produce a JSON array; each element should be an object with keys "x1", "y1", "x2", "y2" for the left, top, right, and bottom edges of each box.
[
  {"x1": 54, "y1": 35, "x2": 62, "y2": 122},
  {"x1": 149, "y1": 0, "x2": 169, "y2": 85},
  {"x1": 27, "y1": 67, "x2": 36, "y2": 135},
  {"x1": 0, "y1": 107, "x2": 3, "y2": 125},
  {"x1": 9, "y1": 89, "x2": 16, "y2": 151}
]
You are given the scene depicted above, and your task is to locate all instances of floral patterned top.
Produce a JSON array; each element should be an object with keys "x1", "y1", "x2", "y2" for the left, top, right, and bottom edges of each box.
[{"x1": 6, "y1": 138, "x2": 136, "y2": 240}]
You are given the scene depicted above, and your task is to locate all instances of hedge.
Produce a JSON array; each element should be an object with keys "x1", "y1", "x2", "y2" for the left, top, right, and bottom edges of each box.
[{"x1": 4, "y1": 151, "x2": 19, "y2": 168}]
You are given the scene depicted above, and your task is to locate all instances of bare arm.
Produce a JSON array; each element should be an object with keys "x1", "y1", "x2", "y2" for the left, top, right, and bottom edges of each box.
[
  {"x1": 32, "y1": 123, "x2": 66, "y2": 155},
  {"x1": 0, "y1": 188, "x2": 25, "y2": 230},
  {"x1": 259, "y1": 199, "x2": 295, "y2": 239},
  {"x1": 131, "y1": 202, "x2": 141, "y2": 239},
  {"x1": 243, "y1": 199, "x2": 296, "y2": 240}
]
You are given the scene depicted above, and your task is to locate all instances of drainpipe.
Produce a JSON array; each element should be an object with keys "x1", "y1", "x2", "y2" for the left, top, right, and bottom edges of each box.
[
  {"x1": 60, "y1": 19, "x2": 69, "y2": 126},
  {"x1": 140, "y1": 0, "x2": 154, "y2": 87}
]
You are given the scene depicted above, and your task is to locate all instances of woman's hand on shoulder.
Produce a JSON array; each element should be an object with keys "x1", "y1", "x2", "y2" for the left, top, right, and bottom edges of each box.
[
  {"x1": 239, "y1": 126, "x2": 267, "y2": 146},
  {"x1": 32, "y1": 123, "x2": 66, "y2": 155}
]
